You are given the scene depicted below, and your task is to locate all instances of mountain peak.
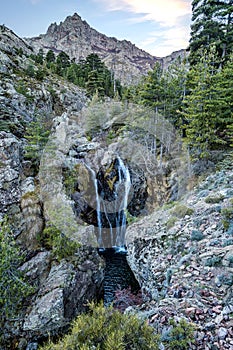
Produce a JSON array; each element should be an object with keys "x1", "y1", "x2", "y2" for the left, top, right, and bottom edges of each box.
[
  {"x1": 26, "y1": 13, "x2": 186, "y2": 85},
  {"x1": 64, "y1": 12, "x2": 83, "y2": 24}
]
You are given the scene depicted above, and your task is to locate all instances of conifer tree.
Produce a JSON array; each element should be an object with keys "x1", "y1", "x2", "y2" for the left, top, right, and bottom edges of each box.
[
  {"x1": 182, "y1": 46, "x2": 232, "y2": 158},
  {"x1": 189, "y1": 0, "x2": 233, "y2": 66}
]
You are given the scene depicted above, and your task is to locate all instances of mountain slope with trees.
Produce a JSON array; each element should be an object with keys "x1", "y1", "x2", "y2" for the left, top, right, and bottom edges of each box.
[{"x1": 0, "y1": 2, "x2": 232, "y2": 349}]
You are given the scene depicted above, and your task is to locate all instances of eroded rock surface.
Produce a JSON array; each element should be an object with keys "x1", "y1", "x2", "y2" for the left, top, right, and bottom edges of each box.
[{"x1": 126, "y1": 169, "x2": 233, "y2": 349}]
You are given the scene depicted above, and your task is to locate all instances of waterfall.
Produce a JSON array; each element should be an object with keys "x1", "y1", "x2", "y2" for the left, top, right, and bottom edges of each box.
[
  {"x1": 85, "y1": 157, "x2": 131, "y2": 251},
  {"x1": 115, "y1": 157, "x2": 131, "y2": 250},
  {"x1": 85, "y1": 164, "x2": 103, "y2": 247}
]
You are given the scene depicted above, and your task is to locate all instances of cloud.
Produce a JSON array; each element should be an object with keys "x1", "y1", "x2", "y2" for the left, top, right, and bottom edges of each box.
[
  {"x1": 95, "y1": 0, "x2": 191, "y2": 26},
  {"x1": 139, "y1": 24, "x2": 190, "y2": 56}
]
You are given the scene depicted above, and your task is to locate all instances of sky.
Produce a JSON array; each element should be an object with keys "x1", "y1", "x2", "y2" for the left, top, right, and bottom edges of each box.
[{"x1": 0, "y1": 0, "x2": 192, "y2": 57}]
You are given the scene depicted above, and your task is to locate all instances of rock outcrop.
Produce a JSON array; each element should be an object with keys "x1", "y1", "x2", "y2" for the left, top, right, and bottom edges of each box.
[
  {"x1": 25, "y1": 13, "x2": 187, "y2": 85},
  {"x1": 0, "y1": 27, "x2": 104, "y2": 348},
  {"x1": 126, "y1": 169, "x2": 233, "y2": 349}
]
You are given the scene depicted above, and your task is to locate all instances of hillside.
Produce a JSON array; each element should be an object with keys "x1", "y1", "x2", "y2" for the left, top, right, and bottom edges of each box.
[{"x1": 0, "y1": 18, "x2": 232, "y2": 350}]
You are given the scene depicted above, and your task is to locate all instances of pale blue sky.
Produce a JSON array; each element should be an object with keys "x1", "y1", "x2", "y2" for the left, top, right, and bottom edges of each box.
[{"x1": 1, "y1": 0, "x2": 192, "y2": 57}]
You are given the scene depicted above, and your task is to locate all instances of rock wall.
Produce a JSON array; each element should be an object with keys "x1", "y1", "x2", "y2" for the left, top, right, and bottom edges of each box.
[{"x1": 0, "y1": 29, "x2": 105, "y2": 348}]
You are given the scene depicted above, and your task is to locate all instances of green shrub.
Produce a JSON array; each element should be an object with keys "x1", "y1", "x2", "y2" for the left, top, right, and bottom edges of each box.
[
  {"x1": 0, "y1": 218, "x2": 34, "y2": 322},
  {"x1": 217, "y1": 273, "x2": 233, "y2": 286},
  {"x1": 205, "y1": 195, "x2": 224, "y2": 203},
  {"x1": 40, "y1": 302, "x2": 160, "y2": 350},
  {"x1": 221, "y1": 205, "x2": 233, "y2": 230},
  {"x1": 38, "y1": 224, "x2": 80, "y2": 261},
  {"x1": 190, "y1": 230, "x2": 204, "y2": 241},
  {"x1": 24, "y1": 116, "x2": 51, "y2": 170},
  {"x1": 162, "y1": 318, "x2": 195, "y2": 350},
  {"x1": 171, "y1": 204, "x2": 194, "y2": 218},
  {"x1": 205, "y1": 256, "x2": 222, "y2": 267},
  {"x1": 15, "y1": 80, "x2": 34, "y2": 101},
  {"x1": 166, "y1": 216, "x2": 178, "y2": 229}
]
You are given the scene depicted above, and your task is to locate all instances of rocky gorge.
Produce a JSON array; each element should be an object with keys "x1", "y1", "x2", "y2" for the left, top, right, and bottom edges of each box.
[{"x1": 0, "y1": 18, "x2": 232, "y2": 350}]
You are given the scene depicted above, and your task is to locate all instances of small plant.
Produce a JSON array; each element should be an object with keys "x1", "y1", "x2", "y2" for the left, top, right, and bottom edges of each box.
[
  {"x1": 166, "y1": 216, "x2": 178, "y2": 229},
  {"x1": 171, "y1": 204, "x2": 194, "y2": 218},
  {"x1": 205, "y1": 256, "x2": 222, "y2": 267},
  {"x1": 125, "y1": 210, "x2": 138, "y2": 225},
  {"x1": 190, "y1": 229, "x2": 204, "y2": 241},
  {"x1": 162, "y1": 318, "x2": 195, "y2": 350},
  {"x1": 15, "y1": 80, "x2": 33, "y2": 101},
  {"x1": 0, "y1": 218, "x2": 34, "y2": 322},
  {"x1": 38, "y1": 224, "x2": 80, "y2": 261},
  {"x1": 205, "y1": 194, "x2": 224, "y2": 203},
  {"x1": 39, "y1": 302, "x2": 160, "y2": 350},
  {"x1": 221, "y1": 205, "x2": 233, "y2": 230},
  {"x1": 113, "y1": 287, "x2": 143, "y2": 312},
  {"x1": 24, "y1": 115, "x2": 51, "y2": 171},
  {"x1": 227, "y1": 255, "x2": 233, "y2": 268},
  {"x1": 217, "y1": 273, "x2": 233, "y2": 286},
  {"x1": 63, "y1": 166, "x2": 79, "y2": 196}
]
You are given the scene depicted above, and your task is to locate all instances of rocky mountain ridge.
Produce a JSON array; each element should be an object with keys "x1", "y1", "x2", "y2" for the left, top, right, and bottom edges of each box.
[{"x1": 25, "y1": 13, "x2": 187, "y2": 85}]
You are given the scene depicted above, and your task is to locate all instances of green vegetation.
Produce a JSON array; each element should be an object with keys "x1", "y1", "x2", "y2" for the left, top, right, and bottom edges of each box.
[
  {"x1": 30, "y1": 51, "x2": 123, "y2": 99},
  {"x1": 189, "y1": 0, "x2": 233, "y2": 67},
  {"x1": 0, "y1": 218, "x2": 34, "y2": 322},
  {"x1": 162, "y1": 318, "x2": 196, "y2": 350},
  {"x1": 205, "y1": 256, "x2": 222, "y2": 267},
  {"x1": 40, "y1": 302, "x2": 160, "y2": 350},
  {"x1": 15, "y1": 80, "x2": 34, "y2": 101},
  {"x1": 171, "y1": 204, "x2": 194, "y2": 219},
  {"x1": 205, "y1": 194, "x2": 224, "y2": 204},
  {"x1": 166, "y1": 216, "x2": 178, "y2": 229},
  {"x1": 221, "y1": 204, "x2": 233, "y2": 230},
  {"x1": 123, "y1": 0, "x2": 233, "y2": 161},
  {"x1": 24, "y1": 115, "x2": 51, "y2": 170},
  {"x1": 190, "y1": 229, "x2": 204, "y2": 241},
  {"x1": 38, "y1": 224, "x2": 80, "y2": 261}
]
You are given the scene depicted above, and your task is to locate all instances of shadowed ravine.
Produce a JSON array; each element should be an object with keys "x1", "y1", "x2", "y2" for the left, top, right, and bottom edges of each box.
[{"x1": 99, "y1": 248, "x2": 140, "y2": 305}]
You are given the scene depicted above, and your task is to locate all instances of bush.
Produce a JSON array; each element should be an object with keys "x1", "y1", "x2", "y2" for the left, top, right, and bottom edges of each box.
[
  {"x1": 162, "y1": 318, "x2": 195, "y2": 350},
  {"x1": 38, "y1": 224, "x2": 80, "y2": 261},
  {"x1": 221, "y1": 205, "x2": 233, "y2": 230},
  {"x1": 166, "y1": 216, "x2": 178, "y2": 229},
  {"x1": 190, "y1": 230, "x2": 204, "y2": 241},
  {"x1": 40, "y1": 302, "x2": 160, "y2": 350},
  {"x1": 113, "y1": 287, "x2": 143, "y2": 312},
  {"x1": 205, "y1": 195, "x2": 224, "y2": 203},
  {"x1": 0, "y1": 218, "x2": 34, "y2": 322},
  {"x1": 171, "y1": 204, "x2": 194, "y2": 218},
  {"x1": 205, "y1": 256, "x2": 222, "y2": 267}
]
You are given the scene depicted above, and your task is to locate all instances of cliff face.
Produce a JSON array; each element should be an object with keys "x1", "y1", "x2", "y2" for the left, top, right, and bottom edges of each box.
[{"x1": 25, "y1": 13, "x2": 186, "y2": 85}]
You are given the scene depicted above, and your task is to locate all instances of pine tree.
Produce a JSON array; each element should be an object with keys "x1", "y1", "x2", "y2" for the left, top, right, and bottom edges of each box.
[
  {"x1": 139, "y1": 62, "x2": 165, "y2": 110},
  {"x1": 189, "y1": 0, "x2": 233, "y2": 66},
  {"x1": 45, "y1": 49, "x2": 56, "y2": 68},
  {"x1": 182, "y1": 46, "x2": 232, "y2": 158},
  {"x1": 24, "y1": 116, "x2": 50, "y2": 169}
]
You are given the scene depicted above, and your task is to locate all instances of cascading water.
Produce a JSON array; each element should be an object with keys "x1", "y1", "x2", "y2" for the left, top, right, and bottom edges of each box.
[
  {"x1": 84, "y1": 157, "x2": 140, "y2": 305},
  {"x1": 115, "y1": 157, "x2": 131, "y2": 249},
  {"x1": 86, "y1": 156, "x2": 131, "y2": 251}
]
